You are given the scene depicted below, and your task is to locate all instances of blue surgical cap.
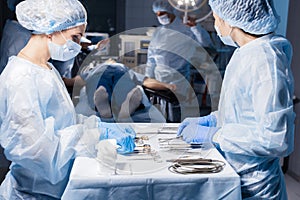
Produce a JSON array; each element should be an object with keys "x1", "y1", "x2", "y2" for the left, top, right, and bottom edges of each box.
[
  {"x1": 16, "y1": 0, "x2": 87, "y2": 34},
  {"x1": 209, "y1": 0, "x2": 279, "y2": 35},
  {"x1": 6, "y1": 0, "x2": 23, "y2": 11},
  {"x1": 152, "y1": 0, "x2": 174, "y2": 14}
]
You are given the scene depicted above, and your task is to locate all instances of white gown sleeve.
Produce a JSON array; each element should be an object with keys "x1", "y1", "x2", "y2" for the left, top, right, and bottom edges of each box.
[{"x1": 0, "y1": 70, "x2": 101, "y2": 184}]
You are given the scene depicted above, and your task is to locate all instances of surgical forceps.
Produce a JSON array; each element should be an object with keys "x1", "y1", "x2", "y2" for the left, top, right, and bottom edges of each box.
[
  {"x1": 158, "y1": 136, "x2": 182, "y2": 143},
  {"x1": 158, "y1": 136, "x2": 202, "y2": 149}
]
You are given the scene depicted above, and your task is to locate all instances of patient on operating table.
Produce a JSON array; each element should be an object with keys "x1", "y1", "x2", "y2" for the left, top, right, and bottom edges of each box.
[{"x1": 77, "y1": 59, "x2": 176, "y2": 122}]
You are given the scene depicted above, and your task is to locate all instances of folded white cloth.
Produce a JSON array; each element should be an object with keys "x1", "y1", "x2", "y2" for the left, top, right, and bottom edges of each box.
[{"x1": 96, "y1": 139, "x2": 118, "y2": 175}]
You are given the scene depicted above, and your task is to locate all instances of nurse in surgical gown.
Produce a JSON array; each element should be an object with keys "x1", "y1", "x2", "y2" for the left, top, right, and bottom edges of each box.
[
  {"x1": 178, "y1": 0, "x2": 295, "y2": 199},
  {"x1": 0, "y1": 0, "x2": 135, "y2": 199}
]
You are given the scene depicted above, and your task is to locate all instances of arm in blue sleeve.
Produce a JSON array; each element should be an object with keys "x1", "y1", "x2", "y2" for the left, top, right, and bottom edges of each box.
[
  {"x1": 145, "y1": 45, "x2": 156, "y2": 78},
  {"x1": 190, "y1": 24, "x2": 213, "y2": 48}
]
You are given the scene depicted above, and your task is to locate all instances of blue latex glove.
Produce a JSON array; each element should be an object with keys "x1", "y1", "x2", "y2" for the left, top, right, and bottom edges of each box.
[
  {"x1": 115, "y1": 135, "x2": 136, "y2": 154},
  {"x1": 99, "y1": 122, "x2": 136, "y2": 139},
  {"x1": 99, "y1": 127, "x2": 135, "y2": 154},
  {"x1": 177, "y1": 115, "x2": 217, "y2": 136},
  {"x1": 178, "y1": 124, "x2": 219, "y2": 144}
]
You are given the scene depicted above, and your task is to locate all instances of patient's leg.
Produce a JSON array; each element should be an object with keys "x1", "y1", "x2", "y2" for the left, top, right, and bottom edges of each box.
[
  {"x1": 94, "y1": 86, "x2": 112, "y2": 118},
  {"x1": 118, "y1": 86, "x2": 143, "y2": 119}
]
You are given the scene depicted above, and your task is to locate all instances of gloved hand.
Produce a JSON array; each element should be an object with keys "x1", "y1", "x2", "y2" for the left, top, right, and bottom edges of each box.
[
  {"x1": 177, "y1": 115, "x2": 217, "y2": 136},
  {"x1": 99, "y1": 127, "x2": 135, "y2": 154},
  {"x1": 178, "y1": 124, "x2": 219, "y2": 144},
  {"x1": 115, "y1": 135, "x2": 135, "y2": 154},
  {"x1": 99, "y1": 122, "x2": 136, "y2": 139}
]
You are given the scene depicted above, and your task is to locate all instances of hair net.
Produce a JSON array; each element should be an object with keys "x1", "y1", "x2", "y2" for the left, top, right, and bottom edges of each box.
[
  {"x1": 209, "y1": 0, "x2": 279, "y2": 35},
  {"x1": 16, "y1": 0, "x2": 87, "y2": 34},
  {"x1": 6, "y1": 0, "x2": 23, "y2": 11},
  {"x1": 152, "y1": 0, "x2": 174, "y2": 14}
]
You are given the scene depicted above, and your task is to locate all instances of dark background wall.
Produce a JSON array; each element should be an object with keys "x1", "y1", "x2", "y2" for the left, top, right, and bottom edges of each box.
[
  {"x1": 80, "y1": 0, "x2": 119, "y2": 36},
  {"x1": 0, "y1": 0, "x2": 15, "y2": 39}
]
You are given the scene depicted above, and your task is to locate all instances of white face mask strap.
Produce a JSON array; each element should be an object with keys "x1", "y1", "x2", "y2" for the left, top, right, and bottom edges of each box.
[
  {"x1": 60, "y1": 31, "x2": 68, "y2": 42},
  {"x1": 228, "y1": 27, "x2": 234, "y2": 37}
]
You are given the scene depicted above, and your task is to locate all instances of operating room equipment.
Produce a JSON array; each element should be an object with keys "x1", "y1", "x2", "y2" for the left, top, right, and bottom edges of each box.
[
  {"x1": 157, "y1": 124, "x2": 179, "y2": 134},
  {"x1": 125, "y1": 143, "x2": 163, "y2": 163},
  {"x1": 158, "y1": 136, "x2": 203, "y2": 151},
  {"x1": 133, "y1": 144, "x2": 152, "y2": 154},
  {"x1": 63, "y1": 152, "x2": 241, "y2": 199},
  {"x1": 135, "y1": 135, "x2": 149, "y2": 146},
  {"x1": 61, "y1": 122, "x2": 242, "y2": 199},
  {"x1": 168, "y1": 0, "x2": 212, "y2": 24},
  {"x1": 159, "y1": 143, "x2": 203, "y2": 150},
  {"x1": 84, "y1": 32, "x2": 109, "y2": 55},
  {"x1": 168, "y1": 157, "x2": 225, "y2": 174},
  {"x1": 119, "y1": 34, "x2": 151, "y2": 70},
  {"x1": 158, "y1": 135, "x2": 182, "y2": 143}
]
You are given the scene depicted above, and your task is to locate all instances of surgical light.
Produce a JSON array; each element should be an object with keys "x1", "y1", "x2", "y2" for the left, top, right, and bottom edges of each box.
[{"x1": 168, "y1": 0, "x2": 211, "y2": 24}]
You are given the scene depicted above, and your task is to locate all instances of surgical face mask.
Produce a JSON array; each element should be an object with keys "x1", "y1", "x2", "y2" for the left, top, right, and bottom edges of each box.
[
  {"x1": 48, "y1": 32, "x2": 82, "y2": 61},
  {"x1": 157, "y1": 14, "x2": 170, "y2": 25},
  {"x1": 214, "y1": 25, "x2": 238, "y2": 48}
]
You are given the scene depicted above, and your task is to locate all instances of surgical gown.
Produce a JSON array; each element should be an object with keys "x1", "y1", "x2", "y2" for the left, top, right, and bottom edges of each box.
[
  {"x1": 146, "y1": 17, "x2": 214, "y2": 121},
  {"x1": 146, "y1": 17, "x2": 202, "y2": 96},
  {"x1": 212, "y1": 34, "x2": 295, "y2": 199},
  {"x1": 0, "y1": 56, "x2": 101, "y2": 199},
  {"x1": 0, "y1": 19, "x2": 32, "y2": 172}
]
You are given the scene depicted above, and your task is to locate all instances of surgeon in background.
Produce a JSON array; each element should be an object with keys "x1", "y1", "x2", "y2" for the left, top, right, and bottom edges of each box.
[
  {"x1": 177, "y1": 0, "x2": 294, "y2": 199},
  {"x1": 146, "y1": 0, "x2": 214, "y2": 122},
  {"x1": 0, "y1": 0, "x2": 135, "y2": 199}
]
